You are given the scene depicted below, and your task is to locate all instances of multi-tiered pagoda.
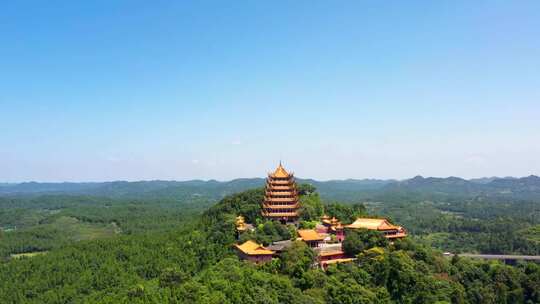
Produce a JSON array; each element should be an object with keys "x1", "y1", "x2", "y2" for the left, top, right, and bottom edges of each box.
[{"x1": 262, "y1": 163, "x2": 300, "y2": 223}]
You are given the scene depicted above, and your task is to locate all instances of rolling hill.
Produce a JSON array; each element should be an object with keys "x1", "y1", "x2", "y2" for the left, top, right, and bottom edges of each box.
[{"x1": 1, "y1": 175, "x2": 539, "y2": 202}]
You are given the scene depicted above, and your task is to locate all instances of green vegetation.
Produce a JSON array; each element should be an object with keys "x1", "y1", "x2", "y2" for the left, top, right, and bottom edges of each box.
[
  {"x1": 0, "y1": 195, "x2": 206, "y2": 257},
  {"x1": 342, "y1": 229, "x2": 389, "y2": 256},
  {"x1": 1, "y1": 215, "x2": 117, "y2": 256},
  {"x1": 324, "y1": 202, "x2": 367, "y2": 224},
  {"x1": 239, "y1": 221, "x2": 293, "y2": 245},
  {"x1": 367, "y1": 198, "x2": 540, "y2": 255},
  {"x1": 0, "y1": 184, "x2": 539, "y2": 303},
  {"x1": 522, "y1": 225, "x2": 540, "y2": 243},
  {"x1": 299, "y1": 191, "x2": 324, "y2": 221}
]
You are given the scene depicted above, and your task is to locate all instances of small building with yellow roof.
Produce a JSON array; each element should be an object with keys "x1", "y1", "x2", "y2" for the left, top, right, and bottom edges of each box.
[
  {"x1": 297, "y1": 229, "x2": 325, "y2": 248},
  {"x1": 234, "y1": 240, "x2": 275, "y2": 263},
  {"x1": 346, "y1": 218, "x2": 407, "y2": 239}
]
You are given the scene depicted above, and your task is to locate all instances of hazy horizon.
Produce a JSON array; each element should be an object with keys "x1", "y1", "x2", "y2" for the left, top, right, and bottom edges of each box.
[
  {"x1": 2, "y1": 1, "x2": 539, "y2": 182},
  {"x1": 2, "y1": 172, "x2": 539, "y2": 184}
]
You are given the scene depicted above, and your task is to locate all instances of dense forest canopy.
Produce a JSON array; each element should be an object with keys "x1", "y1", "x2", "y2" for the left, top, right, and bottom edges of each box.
[{"x1": 0, "y1": 181, "x2": 539, "y2": 303}]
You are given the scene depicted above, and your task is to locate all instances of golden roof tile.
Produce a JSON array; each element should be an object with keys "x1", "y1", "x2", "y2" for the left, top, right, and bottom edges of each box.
[
  {"x1": 346, "y1": 218, "x2": 401, "y2": 231},
  {"x1": 235, "y1": 240, "x2": 274, "y2": 255},
  {"x1": 271, "y1": 163, "x2": 290, "y2": 178},
  {"x1": 298, "y1": 229, "x2": 325, "y2": 242}
]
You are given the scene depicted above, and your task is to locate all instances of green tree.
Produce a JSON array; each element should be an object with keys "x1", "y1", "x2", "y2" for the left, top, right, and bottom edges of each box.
[
  {"x1": 325, "y1": 203, "x2": 366, "y2": 224},
  {"x1": 298, "y1": 184, "x2": 317, "y2": 196},
  {"x1": 299, "y1": 192, "x2": 324, "y2": 221},
  {"x1": 343, "y1": 229, "x2": 388, "y2": 256},
  {"x1": 159, "y1": 267, "x2": 186, "y2": 288},
  {"x1": 281, "y1": 241, "x2": 316, "y2": 278}
]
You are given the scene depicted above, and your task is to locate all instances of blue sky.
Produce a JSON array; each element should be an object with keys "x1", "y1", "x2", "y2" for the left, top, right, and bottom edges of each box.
[{"x1": 1, "y1": 1, "x2": 539, "y2": 182}]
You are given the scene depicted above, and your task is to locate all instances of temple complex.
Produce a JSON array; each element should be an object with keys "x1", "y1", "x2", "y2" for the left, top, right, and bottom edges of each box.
[
  {"x1": 233, "y1": 164, "x2": 408, "y2": 268},
  {"x1": 346, "y1": 218, "x2": 407, "y2": 239},
  {"x1": 261, "y1": 163, "x2": 300, "y2": 222}
]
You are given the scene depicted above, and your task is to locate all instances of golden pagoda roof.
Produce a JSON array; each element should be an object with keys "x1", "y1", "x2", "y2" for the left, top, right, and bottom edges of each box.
[
  {"x1": 264, "y1": 197, "x2": 298, "y2": 202},
  {"x1": 262, "y1": 207, "x2": 299, "y2": 213},
  {"x1": 235, "y1": 240, "x2": 274, "y2": 255},
  {"x1": 262, "y1": 211, "x2": 299, "y2": 217},
  {"x1": 266, "y1": 191, "x2": 295, "y2": 196},
  {"x1": 346, "y1": 218, "x2": 400, "y2": 231},
  {"x1": 298, "y1": 229, "x2": 324, "y2": 242},
  {"x1": 268, "y1": 185, "x2": 296, "y2": 190},
  {"x1": 268, "y1": 179, "x2": 293, "y2": 185},
  {"x1": 271, "y1": 163, "x2": 290, "y2": 178}
]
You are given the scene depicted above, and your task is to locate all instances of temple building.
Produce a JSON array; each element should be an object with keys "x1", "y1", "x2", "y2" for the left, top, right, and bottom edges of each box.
[
  {"x1": 318, "y1": 215, "x2": 345, "y2": 242},
  {"x1": 297, "y1": 229, "x2": 325, "y2": 248},
  {"x1": 234, "y1": 240, "x2": 275, "y2": 263},
  {"x1": 346, "y1": 218, "x2": 407, "y2": 239},
  {"x1": 261, "y1": 163, "x2": 300, "y2": 222}
]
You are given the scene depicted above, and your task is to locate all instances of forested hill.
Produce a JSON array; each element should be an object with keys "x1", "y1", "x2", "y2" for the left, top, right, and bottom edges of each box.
[
  {"x1": 381, "y1": 175, "x2": 540, "y2": 201},
  {"x1": 2, "y1": 175, "x2": 540, "y2": 201},
  {"x1": 0, "y1": 179, "x2": 266, "y2": 201},
  {"x1": 0, "y1": 178, "x2": 390, "y2": 201},
  {"x1": 1, "y1": 187, "x2": 539, "y2": 303}
]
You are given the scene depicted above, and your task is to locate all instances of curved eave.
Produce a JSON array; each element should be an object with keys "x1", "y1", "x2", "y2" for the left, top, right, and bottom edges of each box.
[
  {"x1": 262, "y1": 203, "x2": 299, "y2": 209},
  {"x1": 261, "y1": 211, "x2": 299, "y2": 217}
]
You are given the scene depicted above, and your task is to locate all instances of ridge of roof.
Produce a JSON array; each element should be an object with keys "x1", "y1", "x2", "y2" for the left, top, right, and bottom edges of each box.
[{"x1": 346, "y1": 218, "x2": 400, "y2": 230}]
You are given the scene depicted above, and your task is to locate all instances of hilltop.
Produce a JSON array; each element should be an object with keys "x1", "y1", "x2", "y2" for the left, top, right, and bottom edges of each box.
[{"x1": 1, "y1": 187, "x2": 538, "y2": 303}]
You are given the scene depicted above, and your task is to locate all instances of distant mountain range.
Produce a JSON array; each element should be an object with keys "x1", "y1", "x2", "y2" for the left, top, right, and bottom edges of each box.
[
  {"x1": 381, "y1": 175, "x2": 540, "y2": 201},
  {"x1": 1, "y1": 175, "x2": 539, "y2": 202}
]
